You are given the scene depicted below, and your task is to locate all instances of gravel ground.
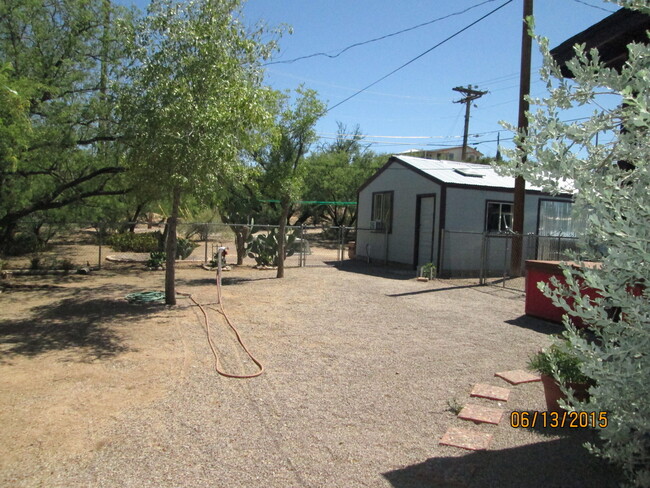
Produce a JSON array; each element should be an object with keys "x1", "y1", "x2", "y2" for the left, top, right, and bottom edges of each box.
[{"x1": 3, "y1": 261, "x2": 621, "y2": 487}]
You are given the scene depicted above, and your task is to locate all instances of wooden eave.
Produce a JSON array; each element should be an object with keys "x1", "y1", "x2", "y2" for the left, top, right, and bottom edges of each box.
[{"x1": 550, "y1": 8, "x2": 650, "y2": 78}]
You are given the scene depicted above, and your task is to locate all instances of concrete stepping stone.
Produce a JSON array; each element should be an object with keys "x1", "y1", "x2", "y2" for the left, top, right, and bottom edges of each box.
[
  {"x1": 494, "y1": 369, "x2": 541, "y2": 385},
  {"x1": 470, "y1": 383, "x2": 511, "y2": 402},
  {"x1": 458, "y1": 403, "x2": 504, "y2": 425},
  {"x1": 439, "y1": 426, "x2": 493, "y2": 451}
]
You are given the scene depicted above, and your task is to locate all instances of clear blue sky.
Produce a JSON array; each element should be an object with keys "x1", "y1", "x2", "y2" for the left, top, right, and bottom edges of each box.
[{"x1": 123, "y1": 0, "x2": 619, "y2": 158}]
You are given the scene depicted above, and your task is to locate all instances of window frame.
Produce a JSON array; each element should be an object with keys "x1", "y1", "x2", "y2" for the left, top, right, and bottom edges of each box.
[
  {"x1": 485, "y1": 200, "x2": 514, "y2": 233},
  {"x1": 536, "y1": 198, "x2": 577, "y2": 237},
  {"x1": 371, "y1": 190, "x2": 394, "y2": 233}
]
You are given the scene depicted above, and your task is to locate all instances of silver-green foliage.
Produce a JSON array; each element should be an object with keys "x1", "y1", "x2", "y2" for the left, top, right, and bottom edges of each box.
[{"x1": 499, "y1": 2, "x2": 649, "y2": 485}]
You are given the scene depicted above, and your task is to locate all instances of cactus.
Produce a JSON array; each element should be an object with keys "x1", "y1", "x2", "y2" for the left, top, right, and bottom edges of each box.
[{"x1": 246, "y1": 228, "x2": 300, "y2": 266}]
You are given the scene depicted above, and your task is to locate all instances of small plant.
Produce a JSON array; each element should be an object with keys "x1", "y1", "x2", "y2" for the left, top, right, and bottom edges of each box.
[
  {"x1": 420, "y1": 262, "x2": 437, "y2": 279},
  {"x1": 446, "y1": 397, "x2": 463, "y2": 415},
  {"x1": 528, "y1": 342, "x2": 590, "y2": 384},
  {"x1": 175, "y1": 237, "x2": 199, "y2": 260},
  {"x1": 146, "y1": 251, "x2": 166, "y2": 269},
  {"x1": 29, "y1": 255, "x2": 42, "y2": 270},
  {"x1": 59, "y1": 258, "x2": 75, "y2": 273}
]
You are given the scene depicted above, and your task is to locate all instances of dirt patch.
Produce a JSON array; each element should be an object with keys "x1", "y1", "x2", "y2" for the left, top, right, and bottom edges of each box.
[
  {"x1": 0, "y1": 269, "x2": 188, "y2": 483},
  {"x1": 0, "y1": 260, "x2": 622, "y2": 487}
]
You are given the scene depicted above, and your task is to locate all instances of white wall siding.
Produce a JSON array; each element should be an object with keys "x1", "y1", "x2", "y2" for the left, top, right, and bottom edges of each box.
[
  {"x1": 357, "y1": 162, "x2": 441, "y2": 266},
  {"x1": 440, "y1": 188, "x2": 567, "y2": 276}
]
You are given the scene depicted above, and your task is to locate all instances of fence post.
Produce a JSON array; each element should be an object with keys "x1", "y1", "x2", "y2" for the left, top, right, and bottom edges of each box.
[
  {"x1": 439, "y1": 229, "x2": 446, "y2": 278},
  {"x1": 503, "y1": 235, "x2": 510, "y2": 287},
  {"x1": 339, "y1": 226, "x2": 344, "y2": 263},
  {"x1": 98, "y1": 222, "x2": 103, "y2": 270},
  {"x1": 478, "y1": 232, "x2": 485, "y2": 285},
  {"x1": 204, "y1": 226, "x2": 209, "y2": 263},
  {"x1": 300, "y1": 225, "x2": 305, "y2": 267}
]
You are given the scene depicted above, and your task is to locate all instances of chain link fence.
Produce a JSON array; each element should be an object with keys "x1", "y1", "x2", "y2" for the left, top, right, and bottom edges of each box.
[
  {"x1": 440, "y1": 230, "x2": 579, "y2": 290},
  {"x1": 0, "y1": 221, "x2": 357, "y2": 272}
]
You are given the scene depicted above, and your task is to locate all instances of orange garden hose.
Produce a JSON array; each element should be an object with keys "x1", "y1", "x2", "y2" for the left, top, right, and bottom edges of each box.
[{"x1": 177, "y1": 286, "x2": 264, "y2": 379}]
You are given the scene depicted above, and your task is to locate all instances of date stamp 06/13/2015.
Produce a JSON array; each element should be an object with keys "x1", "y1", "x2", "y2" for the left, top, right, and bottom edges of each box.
[{"x1": 510, "y1": 411, "x2": 609, "y2": 429}]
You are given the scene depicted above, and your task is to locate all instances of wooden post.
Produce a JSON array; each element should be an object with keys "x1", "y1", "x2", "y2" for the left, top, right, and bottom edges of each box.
[{"x1": 511, "y1": 0, "x2": 533, "y2": 277}]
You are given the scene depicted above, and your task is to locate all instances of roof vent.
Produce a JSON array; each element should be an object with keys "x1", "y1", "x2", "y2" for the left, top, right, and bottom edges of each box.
[{"x1": 454, "y1": 168, "x2": 484, "y2": 178}]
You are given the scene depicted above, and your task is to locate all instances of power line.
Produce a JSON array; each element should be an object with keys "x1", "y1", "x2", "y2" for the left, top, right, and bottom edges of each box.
[
  {"x1": 265, "y1": 0, "x2": 501, "y2": 66},
  {"x1": 324, "y1": 0, "x2": 514, "y2": 115},
  {"x1": 315, "y1": 134, "x2": 514, "y2": 148},
  {"x1": 571, "y1": 0, "x2": 616, "y2": 13}
]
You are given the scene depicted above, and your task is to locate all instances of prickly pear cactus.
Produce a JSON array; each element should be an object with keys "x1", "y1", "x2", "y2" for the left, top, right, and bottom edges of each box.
[{"x1": 246, "y1": 228, "x2": 300, "y2": 266}]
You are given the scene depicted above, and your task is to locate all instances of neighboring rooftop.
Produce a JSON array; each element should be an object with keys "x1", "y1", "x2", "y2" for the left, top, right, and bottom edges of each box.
[{"x1": 399, "y1": 146, "x2": 484, "y2": 162}]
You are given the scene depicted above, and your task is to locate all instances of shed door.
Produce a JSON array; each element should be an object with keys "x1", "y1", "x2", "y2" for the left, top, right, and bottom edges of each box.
[{"x1": 415, "y1": 195, "x2": 436, "y2": 267}]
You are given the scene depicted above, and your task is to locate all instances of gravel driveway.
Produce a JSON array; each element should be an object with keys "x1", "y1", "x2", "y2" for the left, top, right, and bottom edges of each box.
[{"x1": 2, "y1": 261, "x2": 621, "y2": 487}]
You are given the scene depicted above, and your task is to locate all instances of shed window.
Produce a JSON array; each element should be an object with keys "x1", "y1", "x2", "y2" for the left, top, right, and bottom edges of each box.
[
  {"x1": 538, "y1": 200, "x2": 579, "y2": 236},
  {"x1": 486, "y1": 202, "x2": 513, "y2": 233},
  {"x1": 371, "y1": 191, "x2": 393, "y2": 232}
]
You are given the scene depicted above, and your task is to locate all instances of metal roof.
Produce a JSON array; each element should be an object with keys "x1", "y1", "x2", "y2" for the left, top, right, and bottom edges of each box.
[{"x1": 394, "y1": 155, "x2": 538, "y2": 189}]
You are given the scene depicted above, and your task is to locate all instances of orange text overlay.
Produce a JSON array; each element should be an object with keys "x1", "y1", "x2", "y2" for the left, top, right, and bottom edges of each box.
[{"x1": 510, "y1": 411, "x2": 608, "y2": 429}]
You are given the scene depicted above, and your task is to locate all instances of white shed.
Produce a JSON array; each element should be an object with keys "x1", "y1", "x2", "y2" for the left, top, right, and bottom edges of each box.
[{"x1": 356, "y1": 155, "x2": 577, "y2": 276}]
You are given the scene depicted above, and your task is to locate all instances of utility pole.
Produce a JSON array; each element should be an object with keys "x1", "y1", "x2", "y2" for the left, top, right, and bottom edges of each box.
[
  {"x1": 511, "y1": 0, "x2": 533, "y2": 276},
  {"x1": 453, "y1": 85, "x2": 488, "y2": 161}
]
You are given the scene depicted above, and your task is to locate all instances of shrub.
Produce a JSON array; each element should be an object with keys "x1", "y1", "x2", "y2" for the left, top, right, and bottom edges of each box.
[
  {"x1": 58, "y1": 258, "x2": 75, "y2": 273},
  {"x1": 175, "y1": 237, "x2": 198, "y2": 260},
  {"x1": 107, "y1": 232, "x2": 161, "y2": 253},
  {"x1": 146, "y1": 251, "x2": 166, "y2": 269},
  {"x1": 499, "y1": 3, "x2": 650, "y2": 483},
  {"x1": 2, "y1": 232, "x2": 43, "y2": 256}
]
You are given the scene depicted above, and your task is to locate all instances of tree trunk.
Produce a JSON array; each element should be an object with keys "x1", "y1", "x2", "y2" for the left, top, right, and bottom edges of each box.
[
  {"x1": 127, "y1": 202, "x2": 145, "y2": 233},
  {"x1": 234, "y1": 226, "x2": 248, "y2": 265},
  {"x1": 165, "y1": 186, "x2": 181, "y2": 305},
  {"x1": 276, "y1": 201, "x2": 290, "y2": 279}
]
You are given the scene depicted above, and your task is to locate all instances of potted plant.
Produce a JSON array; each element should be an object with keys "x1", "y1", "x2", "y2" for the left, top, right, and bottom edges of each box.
[{"x1": 528, "y1": 342, "x2": 592, "y2": 412}]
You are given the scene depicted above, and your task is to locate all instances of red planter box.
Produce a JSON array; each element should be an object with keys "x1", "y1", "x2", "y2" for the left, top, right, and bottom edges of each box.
[{"x1": 525, "y1": 260, "x2": 602, "y2": 327}]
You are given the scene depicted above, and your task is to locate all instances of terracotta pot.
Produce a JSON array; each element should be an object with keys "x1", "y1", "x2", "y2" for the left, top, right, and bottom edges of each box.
[{"x1": 540, "y1": 374, "x2": 590, "y2": 412}]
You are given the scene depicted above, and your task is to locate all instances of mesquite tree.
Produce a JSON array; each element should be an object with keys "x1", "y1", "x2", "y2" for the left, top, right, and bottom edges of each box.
[
  {"x1": 120, "y1": 0, "x2": 278, "y2": 304},
  {"x1": 0, "y1": 0, "x2": 132, "y2": 251},
  {"x1": 500, "y1": 2, "x2": 649, "y2": 484},
  {"x1": 255, "y1": 87, "x2": 324, "y2": 278}
]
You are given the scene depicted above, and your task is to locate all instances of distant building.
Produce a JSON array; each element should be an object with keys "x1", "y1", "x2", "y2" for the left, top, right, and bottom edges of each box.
[{"x1": 400, "y1": 146, "x2": 484, "y2": 163}]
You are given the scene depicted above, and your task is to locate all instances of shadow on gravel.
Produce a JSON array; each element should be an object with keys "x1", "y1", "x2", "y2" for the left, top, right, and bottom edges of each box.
[
  {"x1": 331, "y1": 260, "x2": 415, "y2": 281},
  {"x1": 505, "y1": 315, "x2": 562, "y2": 335},
  {"x1": 0, "y1": 285, "x2": 156, "y2": 361},
  {"x1": 178, "y1": 276, "x2": 275, "y2": 288},
  {"x1": 387, "y1": 283, "x2": 482, "y2": 297},
  {"x1": 383, "y1": 435, "x2": 622, "y2": 488}
]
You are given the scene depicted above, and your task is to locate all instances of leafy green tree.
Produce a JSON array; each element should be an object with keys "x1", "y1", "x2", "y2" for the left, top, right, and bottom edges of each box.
[
  {"x1": 255, "y1": 87, "x2": 325, "y2": 278},
  {"x1": 120, "y1": 0, "x2": 279, "y2": 304},
  {"x1": 0, "y1": 0, "x2": 133, "y2": 252},
  {"x1": 501, "y1": 2, "x2": 649, "y2": 484},
  {"x1": 215, "y1": 165, "x2": 268, "y2": 265},
  {"x1": 302, "y1": 123, "x2": 386, "y2": 227}
]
